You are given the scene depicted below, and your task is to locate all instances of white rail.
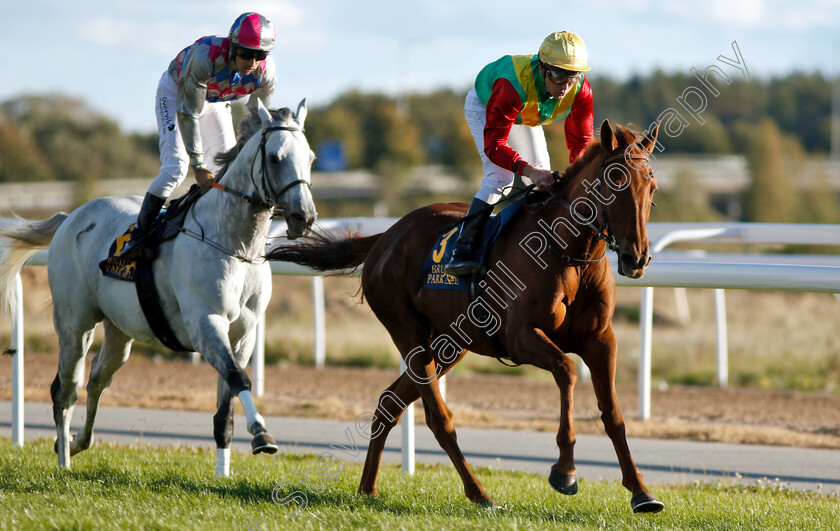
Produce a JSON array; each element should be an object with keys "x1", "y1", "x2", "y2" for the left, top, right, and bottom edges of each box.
[
  {"x1": 633, "y1": 223, "x2": 840, "y2": 419},
  {"x1": 6, "y1": 221, "x2": 840, "y2": 468}
]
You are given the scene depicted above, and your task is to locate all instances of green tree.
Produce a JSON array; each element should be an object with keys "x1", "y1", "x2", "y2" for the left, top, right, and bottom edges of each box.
[
  {"x1": 439, "y1": 111, "x2": 480, "y2": 182},
  {"x1": 306, "y1": 104, "x2": 365, "y2": 169},
  {"x1": 797, "y1": 166, "x2": 840, "y2": 224},
  {"x1": 369, "y1": 102, "x2": 425, "y2": 210},
  {"x1": 650, "y1": 162, "x2": 721, "y2": 222},
  {"x1": 0, "y1": 95, "x2": 159, "y2": 203},
  {"x1": 663, "y1": 114, "x2": 731, "y2": 153},
  {"x1": 766, "y1": 73, "x2": 831, "y2": 152},
  {"x1": 743, "y1": 119, "x2": 800, "y2": 222},
  {"x1": 0, "y1": 116, "x2": 54, "y2": 182}
]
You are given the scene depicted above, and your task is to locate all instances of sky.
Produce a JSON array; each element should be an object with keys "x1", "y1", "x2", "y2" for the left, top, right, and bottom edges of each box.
[{"x1": 1, "y1": 0, "x2": 838, "y2": 133}]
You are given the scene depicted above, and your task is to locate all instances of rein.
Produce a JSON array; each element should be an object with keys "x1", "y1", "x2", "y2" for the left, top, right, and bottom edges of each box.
[{"x1": 182, "y1": 123, "x2": 312, "y2": 263}]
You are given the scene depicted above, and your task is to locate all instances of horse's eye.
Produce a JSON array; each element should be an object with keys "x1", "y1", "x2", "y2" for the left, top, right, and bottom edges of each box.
[{"x1": 269, "y1": 154, "x2": 280, "y2": 164}]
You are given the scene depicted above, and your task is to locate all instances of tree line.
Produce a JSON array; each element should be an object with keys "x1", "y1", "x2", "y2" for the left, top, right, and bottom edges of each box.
[{"x1": 0, "y1": 72, "x2": 836, "y2": 222}]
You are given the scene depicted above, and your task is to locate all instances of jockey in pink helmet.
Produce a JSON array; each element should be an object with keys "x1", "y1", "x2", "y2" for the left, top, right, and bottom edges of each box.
[{"x1": 122, "y1": 13, "x2": 277, "y2": 260}]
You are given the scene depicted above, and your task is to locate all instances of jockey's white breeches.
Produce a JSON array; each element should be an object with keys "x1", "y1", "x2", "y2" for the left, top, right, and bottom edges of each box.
[{"x1": 148, "y1": 72, "x2": 237, "y2": 200}]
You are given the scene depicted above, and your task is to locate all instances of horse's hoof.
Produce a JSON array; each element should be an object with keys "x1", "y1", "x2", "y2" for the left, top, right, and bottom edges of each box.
[
  {"x1": 548, "y1": 469, "x2": 578, "y2": 495},
  {"x1": 477, "y1": 498, "x2": 502, "y2": 510},
  {"x1": 251, "y1": 432, "x2": 279, "y2": 455},
  {"x1": 69, "y1": 437, "x2": 91, "y2": 457},
  {"x1": 631, "y1": 491, "x2": 665, "y2": 513}
]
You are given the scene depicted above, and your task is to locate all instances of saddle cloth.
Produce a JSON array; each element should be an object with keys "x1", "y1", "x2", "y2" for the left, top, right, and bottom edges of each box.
[
  {"x1": 98, "y1": 185, "x2": 203, "y2": 281},
  {"x1": 422, "y1": 201, "x2": 523, "y2": 291}
]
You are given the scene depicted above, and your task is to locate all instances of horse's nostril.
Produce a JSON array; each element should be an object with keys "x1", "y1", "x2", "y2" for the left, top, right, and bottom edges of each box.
[{"x1": 621, "y1": 252, "x2": 648, "y2": 270}]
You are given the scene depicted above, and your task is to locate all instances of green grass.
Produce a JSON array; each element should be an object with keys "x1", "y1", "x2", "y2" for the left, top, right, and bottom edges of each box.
[{"x1": 1, "y1": 439, "x2": 838, "y2": 530}]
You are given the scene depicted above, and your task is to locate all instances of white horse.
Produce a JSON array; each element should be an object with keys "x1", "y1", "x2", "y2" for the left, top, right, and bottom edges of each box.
[{"x1": 0, "y1": 100, "x2": 316, "y2": 475}]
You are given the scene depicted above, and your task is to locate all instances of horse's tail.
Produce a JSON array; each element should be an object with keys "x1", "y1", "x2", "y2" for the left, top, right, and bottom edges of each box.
[
  {"x1": 266, "y1": 231, "x2": 383, "y2": 272},
  {"x1": 0, "y1": 212, "x2": 68, "y2": 315}
]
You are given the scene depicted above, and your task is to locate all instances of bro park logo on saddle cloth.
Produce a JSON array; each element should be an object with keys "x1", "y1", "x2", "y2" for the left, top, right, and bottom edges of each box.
[
  {"x1": 99, "y1": 225, "x2": 139, "y2": 281},
  {"x1": 422, "y1": 226, "x2": 469, "y2": 291},
  {"x1": 422, "y1": 201, "x2": 524, "y2": 291}
]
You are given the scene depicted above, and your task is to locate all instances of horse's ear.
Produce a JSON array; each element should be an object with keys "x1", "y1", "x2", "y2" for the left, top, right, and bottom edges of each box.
[
  {"x1": 256, "y1": 98, "x2": 273, "y2": 126},
  {"x1": 295, "y1": 98, "x2": 307, "y2": 128},
  {"x1": 600, "y1": 119, "x2": 618, "y2": 152},
  {"x1": 640, "y1": 122, "x2": 660, "y2": 153}
]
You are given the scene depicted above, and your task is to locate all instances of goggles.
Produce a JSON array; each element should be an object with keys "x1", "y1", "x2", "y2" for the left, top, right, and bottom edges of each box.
[
  {"x1": 544, "y1": 66, "x2": 582, "y2": 85},
  {"x1": 236, "y1": 47, "x2": 268, "y2": 61}
]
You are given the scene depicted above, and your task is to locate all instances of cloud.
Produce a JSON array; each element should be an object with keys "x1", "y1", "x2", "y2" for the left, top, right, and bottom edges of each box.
[
  {"x1": 200, "y1": 0, "x2": 304, "y2": 27},
  {"x1": 75, "y1": 16, "x2": 212, "y2": 55},
  {"x1": 75, "y1": 3, "x2": 306, "y2": 57},
  {"x1": 663, "y1": 0, "x2": 837, "y2": 30}
]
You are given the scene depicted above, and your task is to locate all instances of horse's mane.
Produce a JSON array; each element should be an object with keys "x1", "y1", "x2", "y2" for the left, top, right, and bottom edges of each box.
[{"x1": 214, "y1": 107, "x2": 295, "y2": 169}]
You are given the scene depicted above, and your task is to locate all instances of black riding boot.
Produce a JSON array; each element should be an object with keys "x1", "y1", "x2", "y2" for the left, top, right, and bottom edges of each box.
[
  {"x1": 120, "y1": 192, "x2": 165, "y2": 260},
  {"x1": 444, "y1": 197, "x2": 492, "y2": 276}
]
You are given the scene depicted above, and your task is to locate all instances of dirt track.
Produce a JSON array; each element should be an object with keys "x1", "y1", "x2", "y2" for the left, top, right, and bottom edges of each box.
[{"x1": 3, "y1": 352, "x2": 839, "y2": 450}]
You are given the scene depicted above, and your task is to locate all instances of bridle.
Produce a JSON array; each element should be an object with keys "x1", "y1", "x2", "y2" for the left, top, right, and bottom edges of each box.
[
  {"x1": 590, "y1": 152, "x2": 652, "y2": 253},
  {"x1": 182, "y1": 123, "x2": 312, "y2": 263},
  {"x1": 210, "y1": 123, "x2": 311, "y2": 217},
  {"x1": 517, "y1": 151, "x2": 651, "y2": 264}
]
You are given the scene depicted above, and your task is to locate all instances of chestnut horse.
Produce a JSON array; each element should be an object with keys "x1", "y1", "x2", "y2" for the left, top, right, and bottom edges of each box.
[{"x1": 267, "y1": 120, "x2": 663, "y2": 513}]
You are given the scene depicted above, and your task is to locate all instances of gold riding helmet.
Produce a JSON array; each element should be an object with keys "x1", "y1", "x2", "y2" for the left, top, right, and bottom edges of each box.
[{"x1": 538, "y1": 31, "x2": 590, "y2": 73}]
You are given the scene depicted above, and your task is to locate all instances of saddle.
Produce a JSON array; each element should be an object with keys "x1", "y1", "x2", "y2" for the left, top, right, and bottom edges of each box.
[
  {"x1": 99, "y1": 185, "x2": 203, "y2": 281},
  {"x1": 98, "y1": 185, "x2": 204, "y2": 352},
  {"x1": 422, "y1": 200, "x2": 528, "y2": 363},
  {"x1": 422, "y1": 200, "x2": 524, "y2": 291}
]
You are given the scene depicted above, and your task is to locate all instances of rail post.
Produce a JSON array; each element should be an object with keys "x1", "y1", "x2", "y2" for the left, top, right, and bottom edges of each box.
[
  {"x1": 714, "y1": 289, "x2": 729, "y2": 388},
  {"x1": 12, "y1": 273, "x2": 24, "y2": 446},
  {"x1": 399, "y1": 358, "x2": 415, "y2": 474},
  {"x1": 313, "y1": 276, "x2": 326, "y2": 369}
]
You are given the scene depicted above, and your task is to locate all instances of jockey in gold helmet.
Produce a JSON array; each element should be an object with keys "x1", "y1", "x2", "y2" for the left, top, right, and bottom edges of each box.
[{"x1": 445, "y1": 31, "x2": 594, "y2": 277}]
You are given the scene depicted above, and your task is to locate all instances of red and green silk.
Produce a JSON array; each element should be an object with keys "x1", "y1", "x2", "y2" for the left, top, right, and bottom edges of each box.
[{"x1": 474, "y1": 54, "x2": 593, "y2": 170}]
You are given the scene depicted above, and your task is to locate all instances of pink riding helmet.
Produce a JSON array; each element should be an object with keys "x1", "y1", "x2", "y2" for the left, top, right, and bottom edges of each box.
[{"x1": 229, "y1": 12, "x2": 275, "y2": 51}]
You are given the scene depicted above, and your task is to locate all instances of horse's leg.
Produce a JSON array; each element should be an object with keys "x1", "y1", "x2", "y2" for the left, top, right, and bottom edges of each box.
[
  {"x1": 211, "y1": 324, "x2": 260, "y2": 477},
  {"x1": 70, "y1": 319, "x2": 132, "y2": 456},
  {"x1": 358, "y1": 372, "x2": 420, "y2": 497},
  {"x1": 580, "y1": 328, "x2": 664, "y2": 513},
  {"x1": 358, "y1": 350, "x2": 466, "y2": 498},
  {"x1": 511, "y1": 328, "x2": 579, "y2": 495},
  {"x1": 403, "y1": 344, "x2": 495, "y2": 506},
  {"x1": 51, "y1": 324, "x2": 97, "y2": 469},
  {"x1": 213, "y1": 376, "x2": 235, "y2": 477},
  {"x1": 192, "y1": 313, "x2": 277, "y2": 455}
]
